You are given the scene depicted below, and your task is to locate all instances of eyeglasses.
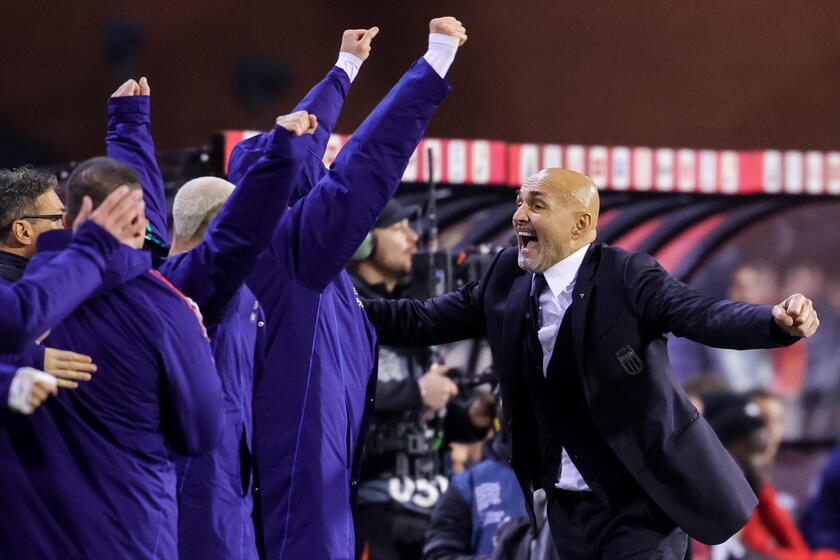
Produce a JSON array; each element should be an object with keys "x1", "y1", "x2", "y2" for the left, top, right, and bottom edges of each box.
[
  {"x1": 0, "y1": 213, "x2": 64, "y2": 233},
  {"x1": 20, "y1": 214, "x2": 64, "y2": 223}
]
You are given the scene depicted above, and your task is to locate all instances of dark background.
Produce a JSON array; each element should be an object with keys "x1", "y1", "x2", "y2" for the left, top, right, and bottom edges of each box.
[{"x1": 4, "y1": 1, "x2": 840, "y2": 166}]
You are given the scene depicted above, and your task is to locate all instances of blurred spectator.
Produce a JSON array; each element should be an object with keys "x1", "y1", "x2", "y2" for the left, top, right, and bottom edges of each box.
[
  {"x1": 795, "y1": 269, "x2": 840, "y2": 438},
  {"x1": 485, "y1": 490, "x2": 559, "y2": 560},
  {"x1": 705, "y1": 392, "x2": 840, "y2": 560},
  {"x1": 708, "y1": 264, "x2": 779, "y2": 392},
  {"x1": 746, "y1": 390, "x2": 786, "y2": 463},
  {"x1": 422, "y1": 411, "x2": 533, "y2": 560},
  {"x1": 800, "y1": 441, "x2": 840, "y2": 553},
  {"x1": 352, "y1": 200, "x2": 487, "y2": 560},
  {"x1": 684, "y1": 372, "x2": 734, "y2": 413}
]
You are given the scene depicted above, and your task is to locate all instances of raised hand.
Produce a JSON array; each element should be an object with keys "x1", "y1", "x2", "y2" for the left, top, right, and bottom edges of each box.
[
  {"x1": 772, "y1": 293, "x2": 820, "y2": 338},
  {"x1": 429, "y1": 16, "x2": 467, "y2": 45},
  {"x1": 72, "y1": 186, "x2": 146, "y2": 246},
  {"x1": 340, "y1": 27, "x2": 380, "y2": 61},
  {"x1": 111, "y1": 76, "x2": 150, "y2": 97},
  {"x1": 43, "y1": 347, "x2": 97, "y2": 389},
  {"x1": 275, "y1": 110, "x2": 318, "y2": 136}
]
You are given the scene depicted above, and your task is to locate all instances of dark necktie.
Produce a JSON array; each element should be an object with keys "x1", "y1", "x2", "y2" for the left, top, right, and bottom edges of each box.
[{"x1": 529, "y1": 273, "x2": 548, "y2": 329}]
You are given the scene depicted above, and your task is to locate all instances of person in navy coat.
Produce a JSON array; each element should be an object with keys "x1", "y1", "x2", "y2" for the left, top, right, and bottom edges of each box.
[
  {"x1": 361, "y1": 168, "x2": 820, "y2": 559},
  {"x1": 228, "y1": 17, "x2": 467, "y2": 560},
  {"x1": 0, "y1": 161, "x2": 224, "y2": 559}
]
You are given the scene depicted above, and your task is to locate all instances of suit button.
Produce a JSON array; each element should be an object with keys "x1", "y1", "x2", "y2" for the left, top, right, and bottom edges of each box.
[
  {"x1": 257, "y1": 321, "x2": 265, "y2": 327},
  {"x1": 351, "y1": 480, "x2": 358, "y2": 487}
]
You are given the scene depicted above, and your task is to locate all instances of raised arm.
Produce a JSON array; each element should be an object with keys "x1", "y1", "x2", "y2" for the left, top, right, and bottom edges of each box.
[
  {"x1": 107, "y1": 77, "x2": 169, "y2": 247},
  {"x1": 159, "y1": 116, "x2": 312, "y2": 326},
  {"x1": 251, "y1": 18, "x2": 464, "y2": 293},
  {"x1": 0, "y1": 188, "x2": 144, "y2": 353},
  {"x1": 629, "y1": 252, "x2": 817, "y2": 347},
  {"x1": 227, "y1": 28, "x2": 378, "y2": 198}
]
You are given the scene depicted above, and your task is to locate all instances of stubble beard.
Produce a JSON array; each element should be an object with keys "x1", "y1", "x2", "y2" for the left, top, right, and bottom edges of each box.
[{"x1": 517, "y1": 250, "x2": 544, "y2": 273}]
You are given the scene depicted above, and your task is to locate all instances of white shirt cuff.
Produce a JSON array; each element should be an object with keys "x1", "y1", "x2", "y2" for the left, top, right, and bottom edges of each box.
[
  {"x1": 8, "y1": 367, "x2": 56, "y2": 414},
  {"x1": 423, "y1": 33, "x2": 460, "y2": 78},
  {"x1": 335, "y1": 52, "x2": 364, "y2": 83}
]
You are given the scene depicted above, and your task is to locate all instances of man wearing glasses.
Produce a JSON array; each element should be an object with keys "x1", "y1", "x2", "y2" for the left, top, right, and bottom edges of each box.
[
  {"x1": 0, "y1": 167, "x2": 65, "y2": 283},
  {"x1": 0, "y1": 167, "x2": 100, "y2": 394}
]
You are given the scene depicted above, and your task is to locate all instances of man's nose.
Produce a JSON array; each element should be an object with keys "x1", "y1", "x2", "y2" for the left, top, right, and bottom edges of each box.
[{"x1": 512, "y1": 205, "x2": 528, "y2": 224}]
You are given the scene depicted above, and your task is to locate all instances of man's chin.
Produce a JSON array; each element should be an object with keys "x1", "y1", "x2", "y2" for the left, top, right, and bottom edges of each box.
[{"x1": 517, "y1": 251, "x2": 541, "y2": 273}]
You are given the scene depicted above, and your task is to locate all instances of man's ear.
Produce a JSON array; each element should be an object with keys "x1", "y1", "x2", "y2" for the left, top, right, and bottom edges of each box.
[
  {"x1": 62, "y1": 214, "x2": 72, "y2": 230},
  {"x1": 10, "y1": 220, "x2": 32, "y2": 247},
  {"x1": 572, "y1": 213, "x2": 592, "y2": 238}
]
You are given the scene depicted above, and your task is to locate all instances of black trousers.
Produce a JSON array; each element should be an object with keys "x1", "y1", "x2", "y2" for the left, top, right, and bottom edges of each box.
[
  {"x1": 547, "y1": 490, "x2": 688, "y2": 560},
  {"x1": 358, "y1": 503, "x2": 430, "y2": 560}
]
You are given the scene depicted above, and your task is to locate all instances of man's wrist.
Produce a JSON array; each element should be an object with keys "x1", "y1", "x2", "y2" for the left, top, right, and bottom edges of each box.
[
  {"x1": 107, "y1": 95, "x2": 150, "y2": 120},
  {"x1": 335, "y1": 52, "x2": 364, "y2": 83},
  {"x1": 423, "y1": 33, "x2": 459, "y2": 78}
]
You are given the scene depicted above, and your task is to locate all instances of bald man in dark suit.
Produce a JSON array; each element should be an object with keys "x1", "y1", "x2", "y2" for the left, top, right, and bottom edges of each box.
[{"x1": 362, "y1": 168, "x2": 818, "y2": 559}]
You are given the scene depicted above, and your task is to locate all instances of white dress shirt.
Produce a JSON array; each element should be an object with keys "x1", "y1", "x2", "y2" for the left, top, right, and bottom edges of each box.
[{"x1": 533, "y1": 243, "x2": 592, "y2": 492}]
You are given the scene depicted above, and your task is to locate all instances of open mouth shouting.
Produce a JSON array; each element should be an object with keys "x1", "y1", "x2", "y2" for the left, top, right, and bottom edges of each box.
[{"x1": 516, "y1": 229, "x2": 539, "y2": 257}]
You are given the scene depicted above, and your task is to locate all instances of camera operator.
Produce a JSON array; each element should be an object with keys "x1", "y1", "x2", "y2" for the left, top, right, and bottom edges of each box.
[{"x1": 351, "y1": 199, "x2": 481, "y2": 560}]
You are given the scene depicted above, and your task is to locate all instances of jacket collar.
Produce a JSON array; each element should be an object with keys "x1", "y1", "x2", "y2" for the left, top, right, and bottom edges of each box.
[
  {"x1": 541, "y1": 243, "x2": 590, "y2": 297},
  {"x1": 0, "y1": 249, "x2": 28, "y2": 282},
  {"x1": 577, "y1": 242, "x2": 601, "y2": 284},
  {"x1": 30, "y1": 229, "x2": 150, "y2": 297}
]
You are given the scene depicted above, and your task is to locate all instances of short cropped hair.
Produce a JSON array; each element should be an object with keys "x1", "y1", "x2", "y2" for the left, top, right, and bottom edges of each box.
[
  {"x1": 65, "y1": 157, "x2": 141, "y2": 221},
  {"x1": 0, "y1": 167, "x2": 58, "y2": 232},
  {"x1": 172, "y1": 177, "x2": 235, "y2": 241}
]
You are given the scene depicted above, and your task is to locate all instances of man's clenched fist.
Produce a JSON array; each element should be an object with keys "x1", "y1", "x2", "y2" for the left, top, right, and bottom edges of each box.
[
  {"x1": 418, "y1": 364, "x2": 458, "y2": 412},
  {"x1": 111, "y1": 76, "x2": 151, "y2": 97},
  {"x1": 275, "y1": 110, "x2": 318, "y2": 136},
  {"x1": 340, "y1": 27, "x2": 379, "y2": 61},
  {"x1": 429, "y1": 17, "x2": 467, "y2": 45},
  {"x1": 772, "y1": 293, "x2": 820, "y2": 338}
]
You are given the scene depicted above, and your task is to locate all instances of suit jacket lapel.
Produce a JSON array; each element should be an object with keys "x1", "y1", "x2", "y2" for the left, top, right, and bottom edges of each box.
[
  {"x1": 568, "y1": 244, "x2": 600, "y2": 381},
  {"x1": 502, "y1": 272, "x2": 532, "y2": 384}
]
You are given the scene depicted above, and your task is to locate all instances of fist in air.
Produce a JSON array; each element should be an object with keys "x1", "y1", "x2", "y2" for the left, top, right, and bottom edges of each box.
[
  {"x1": 111, "y1": 76, "x2": 151, "y2": 97},
  {"x1": 772, "y1": 293, "x2": 820, "y2": 338},
  {"x1": 275, "y1": 110, "x2": 318, "y2": 136},
  {"x1": 429, "y1": 17, "x2": 467, "y2": 45},
  {"x1": 340, "y1": 27, "x2": 380, "y2": 61}
]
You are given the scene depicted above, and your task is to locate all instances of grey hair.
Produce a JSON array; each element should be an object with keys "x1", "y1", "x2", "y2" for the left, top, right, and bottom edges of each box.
[{"x1": 172, "y1": 177, "x2": 235, "y2": 240}]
